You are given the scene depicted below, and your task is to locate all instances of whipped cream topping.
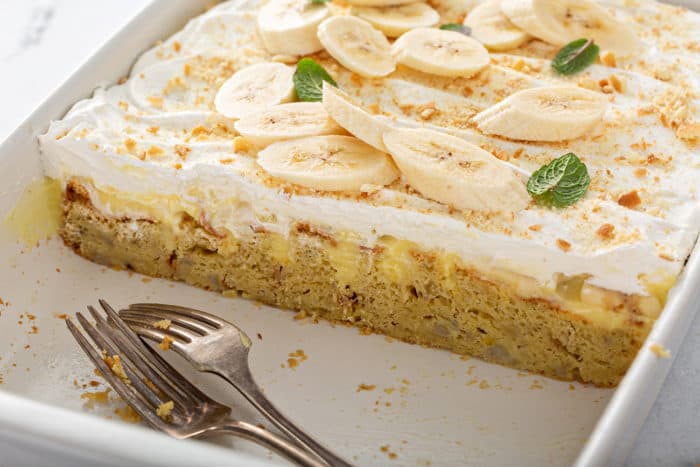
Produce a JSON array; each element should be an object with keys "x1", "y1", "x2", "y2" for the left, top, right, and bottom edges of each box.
[{"x1": 39, "y1": 0, "x2": 700, "y2": 297}]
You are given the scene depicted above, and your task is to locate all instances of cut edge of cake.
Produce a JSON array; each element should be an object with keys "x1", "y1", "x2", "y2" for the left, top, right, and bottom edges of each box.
[{"x1": 61, "y1": 180, "x2": 656, "y2": 386}]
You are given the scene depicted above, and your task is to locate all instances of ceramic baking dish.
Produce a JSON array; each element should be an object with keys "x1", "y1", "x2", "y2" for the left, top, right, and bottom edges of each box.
[{"x1": 0, "y1": 0, "x2": 697, "y2": 465}]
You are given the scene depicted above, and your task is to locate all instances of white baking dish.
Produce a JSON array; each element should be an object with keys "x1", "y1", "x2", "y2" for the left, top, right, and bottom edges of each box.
[{"x1": 0, "y1": 1, "x2": 697, "y2": 466}]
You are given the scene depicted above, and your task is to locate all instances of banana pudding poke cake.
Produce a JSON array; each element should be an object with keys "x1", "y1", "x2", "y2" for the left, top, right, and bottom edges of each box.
[{"x1": 39, "y1": 0, "x2": 700, "y2": 386}]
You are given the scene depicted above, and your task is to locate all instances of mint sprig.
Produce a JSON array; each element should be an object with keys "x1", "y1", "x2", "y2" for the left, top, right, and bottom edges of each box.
[
  {"x1": 527, "y1": 153, "x2": 590, "y2": 208},
  {"x1": 552, "y1": 38, "x2": 599, "y2": 75},
  {"x1": 310, "y1": 0, "x2": 330, "y2": 4},
  {"x1": 439, "y1": 23, "x2": 471, "y2": 36},
  {"x1": 293, "y1": 58, "x2": 338, "y2": 102}
]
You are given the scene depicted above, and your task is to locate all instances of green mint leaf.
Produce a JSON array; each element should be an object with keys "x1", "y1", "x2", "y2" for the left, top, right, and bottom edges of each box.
[
  {"x1": 310, "y1": 0, "x2": 330, "y2": 4},
  {"x1": 293, "y1": 58, "x2": 338, "y2": 102},
  {"x1": 439, "y1": 23, "x2": 471, "y2": 36},
  {"x1": 527, "y1": 153, "x2": 590, "y2": 208},
  {"x1": 551, "y1": 38, "x2": 600, "y2": 75}
]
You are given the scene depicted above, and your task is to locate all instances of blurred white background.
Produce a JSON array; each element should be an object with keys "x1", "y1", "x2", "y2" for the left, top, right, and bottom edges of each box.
[{"x1": 0, "y1": 0, "x2": 148, "y2": 140}]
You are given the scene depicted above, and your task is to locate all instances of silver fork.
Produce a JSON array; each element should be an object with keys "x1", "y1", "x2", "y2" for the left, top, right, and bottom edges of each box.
[
  {"x1": 119, "y1": 303, "x2": 353, "y2": 467},
  {"x1": 65, "y1": 300, "x2": 326, "y2": 467}
]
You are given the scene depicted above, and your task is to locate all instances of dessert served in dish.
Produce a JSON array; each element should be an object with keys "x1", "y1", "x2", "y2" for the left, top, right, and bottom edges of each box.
[{"x1": 39, "y1": 0, "x2": 700, "y2": 386}]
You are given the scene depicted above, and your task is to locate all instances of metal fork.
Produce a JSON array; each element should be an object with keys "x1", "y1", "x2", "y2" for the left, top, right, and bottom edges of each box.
[
  {"x1": 65, "y1": 300, "x2": 325, "y2": 467},
  {"x1": 119, "y1": 303, "x2": 352, "y2": 467}
]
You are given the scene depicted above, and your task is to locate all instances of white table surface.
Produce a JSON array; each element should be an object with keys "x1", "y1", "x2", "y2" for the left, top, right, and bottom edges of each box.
[{"x1": 0, "y1": 1, "x2": 698, "y2": 466}]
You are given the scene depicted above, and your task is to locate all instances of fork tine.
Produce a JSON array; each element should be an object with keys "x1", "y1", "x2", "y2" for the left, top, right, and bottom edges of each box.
[
  {"x1": 117, "y1": 352, "x2": 171, "y2": 410},
  {"x1": 118, "y1": 312, "x2": 199, "y2": 343},
  {"x1": 118, "y1": 319, "x2": 189, "y2": 354},
  {"x1": 65, "y1": 316, "x2": 166, "y2": 430},
  {"x1": 128, "y1": 303, "x2": 226, "y2": 329},
  {"x1": 78, "y1": 328, "x2": 185, "y2": 426},
  {"x1": 88, "y1": 305, "x2": 191, "y2": 409},
  {"x1": 119, "y1": 309, "x2": 211, "y2": 336},
  {"x1": 77, "y1": 309, "x2": 164, "y2": 408},
  {"x1": 100, "y1": 300, "x2": 213, "y2": 403},
  {"x1": 119, "y1": 315, "x2": 195, "y2": 345},
  {"x1": 75, "y1": 311, "x2": 123, "y2": 367}
]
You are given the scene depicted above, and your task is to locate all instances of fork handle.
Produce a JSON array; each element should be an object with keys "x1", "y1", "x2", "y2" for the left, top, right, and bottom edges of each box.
[
  {"x1": 219, "y1": 366, "x2": 353, "y2": 467},
  {"x1": 199, "y1": 420, "x2": 327, "y2": 467}
]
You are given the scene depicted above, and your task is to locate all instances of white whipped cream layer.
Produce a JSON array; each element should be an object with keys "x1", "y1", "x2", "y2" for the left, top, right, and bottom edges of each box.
[{"x1": 39, "y1": 0, "x2": 700, "y2": 297}]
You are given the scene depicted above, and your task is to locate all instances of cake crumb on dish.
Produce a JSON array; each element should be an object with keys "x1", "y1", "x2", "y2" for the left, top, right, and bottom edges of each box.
[
  {"x1": 80, "y1": 389, "x2": 112, "y2": 409},
  {"x1": 649, "y1": 343, "x2": 671, "y2": 358},
  {"x1": 380, "y1": 445, "x2": 398, "y2": 460},
  {"x1": 286, "y1": 349, "x2": 308, "y2": 369},
  {"x1": 115, "y1": 405, "x2": 141, "y2": 423},
  {"x1": 357, "y1": 383, "x2": 377, "y2": 392},
  {"x1": 529, "y1": 380, "x2": 544, "y2": 390}
]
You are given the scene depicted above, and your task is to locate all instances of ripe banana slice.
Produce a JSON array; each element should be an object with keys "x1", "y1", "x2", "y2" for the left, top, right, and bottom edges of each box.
[
  {"x1": 500, "y1": 0, "x2": 638, "y2": 55},
  {"x1": 464, "y1": 0, "x2": 531, "y2": 51},
  {"x1": 472, "y1": 85, "x2": 608, "y2": 142},
  {"x1": 234, "y1": 102, "x2": 344, "y2": 146},
  {"x1": 392, "y1": 27, "x2": 490, "y2": 78},
  {"x1": 317, "y1": 16, "x2": 396, "y2": 78},
  {"x1": 352, "y1": 3, "x2": 440, "y2": 38},
  {"x1": 214, "y1": 62, "x2": 295, "y2": 119},
  {"x1": 322, "y1": 82, "x2": 394, "y2": 152},
  {"x1": 383, "y1": 128, "x2": 529, "y2": 213},
  {"x1": 257, "y1": 0, "x2": 329, "y2": 55},
  {"x1": 257, "y1": 135, "x2": 400, "y2": 191}
]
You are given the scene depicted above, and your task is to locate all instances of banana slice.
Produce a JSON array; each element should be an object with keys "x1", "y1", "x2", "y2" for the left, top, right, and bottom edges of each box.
[
  {"x1": 257, "y1": 135, "x2": 400, "y2": 191},
  {"x1": 392, "y1": 27, "x2": 490, "y2": 78},
  {"x1": 352, "y1": 3, "x2": 440, "y2": 38},
  {"x1": 472, "y1": 85, "x2": 608, "y2": 142},
  {"x1": 214, "y1": 62, "x2": 295, "y2": 119},
  {"x1": 500, "y1": 0, "x2": 638, "y2": 55},
  {"x1": 383, "y1": 128, "x2": 529, "y2": 213},
  {"x1": 257, "y1": 0, "x2": 329, "y2": 55},
  {"x1": 234, "y1": 102, "x2": 344, "y2": 146},
  {"x1": 317, "y1": 16, "x2": 396, "y2": 78},
  {"x1": 465, "y1": 0, "x2": 531, "y2": 51},
  {"x1": 322, "y1": 82, "x2": 394, "y2": 152}
]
